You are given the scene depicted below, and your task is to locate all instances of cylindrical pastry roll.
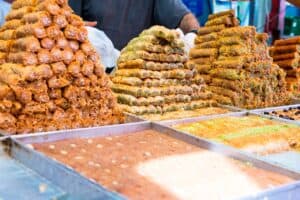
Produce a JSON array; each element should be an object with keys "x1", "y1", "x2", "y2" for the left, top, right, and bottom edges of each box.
[
  {"x1": 0, "y1": 40, "x2": 11, "y2": 52},
  {"x1": 205, "y1": 15, "x2": 234, "y2": 27},
  {"x1": 208, "y1": 9, "x2": 235, "y2": 20},
  {"x1": 218, "y1": 36, "x2": 246, "y2": 46},
  {"x1": 276, "y1": 59, "x2": 299, "y2": 69},
  {"x1": 272, "y1": 52, "x2": 299, "y2": 61},
  {"x1": 37, "y1": 64, "x2": 54, "y2": 79},
  {"x1": 8, "y1": 52, "x2": 38, "y2": 65},
  {"x1": 12, "y1": 0, "x2": 36, "y2": 9},
  {"x1": 67, "y1": 61, "x2": 81, "y2": 77},
  {"x1": 6, "y1": 6, "x2": 34, "y2": 20},
  {"x1": 37, "y1": 49, "x2": 52, "y2": 64},
  {"x1": 56, "y1": 37, "x2": 69, "y2": 49},
  {"x1": 211, "y1": 78, "x2": 243, "y2": 92},
  {"x1": 221, "y1": 26, "x2": 255, "y2": 38},
  {"x1": 189, "y1": 48, "x2": 218, "y2": 58},
  {"x1": 0, "y1": 20, "x2": 22, "y2": 31},
  {"x1": 274, "y1": 36, "x2": 300, "y2": 46},
  {"x1": 81, "y1": 61, "x2": 94, "y2": 77},
  {"x1": 195, "y1": 64, "x2": 212, "y2": 74},
  {"x1": 11, "y1": 36, "x2": 41, "y2": 52},
  {"x1": 53, "y1": 15, "x2": 68, "y2": 29},
  {"x1": 81, "y1": 42, "x2": 95, "y2": 56},
  {"x1": 15, "y1": 23, "x2": 47, "y2": 39},
  {"x1": 213, "y1": 58, "x2": 244, "y2": 69},
  {"x1": 41, "y1": 38, "x2": 55, "y2": 49},
  {"x1": 0, "y1": 30, "x2": 15, "y2": 40},
  {"x1": 62, "y1": 48, "x2": 74, "y2": 64},
  {"x1": 210, "y1": 68, "x2": 243, "y2": 80},
  {"x1": 67, "y1": 14, "x2": 85, "y2": 27},
  {"x1": 22, "y1": 11, "x2": 52, "y2": 27},
  {"x1": 286, "y1": 68, "x2": 300, "y2": 78},
  {"x1": 197, "y1": 25, "x2": 225, "y2": 35},
  {"x1": 11, "y1": 85, "x2": 32, "y2": 104},
  {"x1": 51, "y1": 62, "x2": 67, "y2": 74},
  {"x1": 190, "y1": 57, "x2": 215, "y2": 65},
  {"x1": 112, "y1": 76, "x2": 143, "y2": 86},
  {"x1": 46, "y1": 25, "x2": 63, "y2": 39},
  {"x1": 64, "y1": 25, "x2": 87, "y2": 42},
  {"x1": 94, "y1": 63, "x2": 105, "y2": 77},
  {"x1": 219, "y1": 45, "x2": 250, "y2": 56},
  {"x1": 194, "y1": 41, "x2": 219, "y2": 49},
  {"x1": 271, "y1": 45, "x2": 300, "y2": 54},
  {"x1": 50, "y1": 47, "x2": 63, "y2": 62},
  {"x1": 195, "y1": 32, "x2": 218, "y2": 44},
  {"x1": 36, "y1": 1, "x2": 61, "y2": 15},
  {"x1": 69, "y1": 40, "x2": 79, "y2": 52},
  {"x1": 74, "y1": 50, "x2": 85, "y2": 65},
  {"x1": 48, "y1": 76, "x2": 71, "y2": 89}
]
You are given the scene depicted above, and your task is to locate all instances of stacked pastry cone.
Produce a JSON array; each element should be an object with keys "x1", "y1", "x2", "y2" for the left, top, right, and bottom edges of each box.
[
  {"x1": 112, "y1": 26, "x2": 215, "y2": 117},
  {"x1": 190, "y1": 10, "x2": 289, "y2": 108},
  {"x1": 271, "y1": 37, "x2": 300, "y2": 96},
  {"x1": 190, "y1": 10, "x2": 238, "y2": 84},
  {"x1": 0, "y1": 0, "x2": 123, "y2": 134}
]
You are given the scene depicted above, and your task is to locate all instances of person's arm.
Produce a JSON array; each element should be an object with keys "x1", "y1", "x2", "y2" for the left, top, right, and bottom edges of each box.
[
  {"x1": 287, "y1": 0, "x2": 300, "y2": 7},
  {"x1": 154, "y1": 0, "x2": 200, "y2": 33},
  {"x1": 179, "y1": 13, "x2": 200, "y2": 33}
]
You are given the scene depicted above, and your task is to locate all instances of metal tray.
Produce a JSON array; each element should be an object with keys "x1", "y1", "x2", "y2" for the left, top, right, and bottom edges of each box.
[
  {"x1": 158, "y1": 111, "x2": 300, "y2": 174},
  {"x1": 13, "y1": 122, "x2": 300, "y2": 200},
  {"x1": 249, "y1": 104, "x2": 300, "y2": 125},
  {"x1": 0, "y1": 136, "x2": 123, "y2": 200},
  {"x1": 133, "y1": 104, "x2": 244, "y2": 123},
  {"x1": 0, "y1": 113, "x2": 145, "y2": 138}
]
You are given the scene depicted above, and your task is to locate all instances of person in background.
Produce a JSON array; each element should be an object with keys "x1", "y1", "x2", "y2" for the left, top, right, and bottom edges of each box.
[
  {"x1": 69, "y1": 0, "x2": 200, "y2": 50},
  {"x1": 0, "y1": 0, "x2": 11, "y2": 26}
]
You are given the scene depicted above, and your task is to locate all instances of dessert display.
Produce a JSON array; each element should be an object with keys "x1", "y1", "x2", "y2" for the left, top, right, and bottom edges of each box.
[
  {"x1": 270, "y1": 37, "x2": 300, "y2": 97},
  {"x1": 189, "y1": 10, "x2": 289, "y2": 108},
  {"x1": 263, "y1": 106, "x2": 300, "y2": 121},
  {"x1": 141, "y1": 106, "x2": 230, "y2": 121},
  {"x1": 0, "y1": 0, "x2": 123, "y2": 134},
  {"x1": 33, "y1": 130, "x2": 294, "y2": 200},
  {"x1": 174, "y1": 116, "x2": 300, "y2": 155},
  {"x1": 112, "y1": 25, "x2": 215, "y2": 118}
]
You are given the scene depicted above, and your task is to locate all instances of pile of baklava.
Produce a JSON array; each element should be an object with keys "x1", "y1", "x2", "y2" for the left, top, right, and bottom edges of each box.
[
  {"x1": 112, "y1": 26, "x2": 214, "y2": 117},
  {"x1": 190, "y1": 10, "x2": 289, "y2": 108},
  {"x1": 0, "y1": 0, "x2": 123, "y2": 134},
  {"x1": 271, "y1": 37, "x2": 300, "y2": 97}
]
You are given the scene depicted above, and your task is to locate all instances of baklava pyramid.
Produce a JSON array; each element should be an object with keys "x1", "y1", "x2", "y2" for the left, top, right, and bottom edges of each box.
[
  {"x1": 190, "y1": 10, "x2": 289, "y2": 108},
  {"x1": 112, "y1": 26, "x2": 215, "y2": 117},
  {"x1": 0, "y1": 0, "x2": 123, "y2": 134}
]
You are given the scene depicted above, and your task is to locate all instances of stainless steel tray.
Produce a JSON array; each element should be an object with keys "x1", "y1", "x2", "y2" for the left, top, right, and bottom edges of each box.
[
  {"x1": 249, "y1": 104, "x2": 300, "y2": 125},
  {"x1": 158, "y1": 111, "x2": 300, "y2": 174},
  {"x1": 14, "y1": 122, "x2": 300, "y2": 200},
  {"x1": 0, "y1": 136, "x2": 123, "y2": 200},
  {"x1": 0, "y1": 113, "x2": 145, "y2": 137}
]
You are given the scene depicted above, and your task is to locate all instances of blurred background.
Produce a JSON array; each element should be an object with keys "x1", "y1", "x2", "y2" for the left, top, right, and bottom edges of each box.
[{"x1": 182, "y1": 0, "x2": 300, "y2": 43}]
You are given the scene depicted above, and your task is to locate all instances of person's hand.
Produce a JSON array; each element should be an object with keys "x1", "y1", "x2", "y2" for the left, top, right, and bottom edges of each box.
[{"x1": 84, "y1": 21, "x2": 97, "y2": 27}]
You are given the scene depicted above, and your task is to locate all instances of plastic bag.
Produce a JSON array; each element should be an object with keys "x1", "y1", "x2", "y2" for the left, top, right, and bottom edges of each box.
[{"x1": 86, "y1": 26, "x2": 120, "y2": 69}]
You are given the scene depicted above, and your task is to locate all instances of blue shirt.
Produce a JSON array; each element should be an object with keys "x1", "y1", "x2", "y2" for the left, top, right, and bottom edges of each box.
[
  {"x1": 0, "y1": 0, "x2": 11, "y2": 26},
  {"x1": 69, "y1": 0, "x2": 190, "y2": 50}
]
